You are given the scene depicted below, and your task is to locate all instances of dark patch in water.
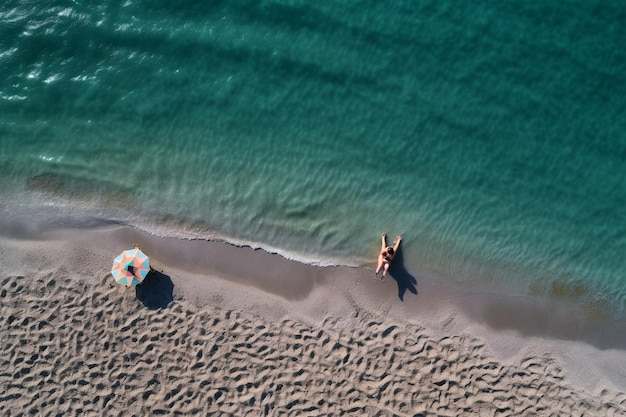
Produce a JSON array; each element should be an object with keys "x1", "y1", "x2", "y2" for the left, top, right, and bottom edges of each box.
[
  {"x1": 529, "y1": 280, "x2": 617, "y2": 322},
  {"x1": 549, "y1": 281, "x2": 587, "y2": 300},
  {"x1": 528, "y1": 279, "x2": 587, "y2": 300},
  {"x1": 582, "y1": 298, "x2": 610, "y2": 321},
  {"x1": 27, "y1": 173, "x2": 67, "y2": 193}
]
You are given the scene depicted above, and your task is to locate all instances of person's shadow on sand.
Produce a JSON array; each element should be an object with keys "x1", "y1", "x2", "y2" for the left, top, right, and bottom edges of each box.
[
  {"x1": 135, "y1": 270, "x2": 174, "y2": 309},
  {"x1": 388, "y1": 249, "x2": 418, "y2": 301}
]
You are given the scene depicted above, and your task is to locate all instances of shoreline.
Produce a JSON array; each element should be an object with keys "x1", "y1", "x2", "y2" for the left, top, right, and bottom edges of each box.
[
  {"x1": 5, "y1": 224, "x2": 626, "y2": 374},
  {"x1": 2, "y1": 197, "x2": 625, "y2": 320},
  {"x1": 41, "y1": 223, "x2": 626, "y2": 345},
  {"x1": 2, "y1": 222, "x2": 625, "y2": 414}
]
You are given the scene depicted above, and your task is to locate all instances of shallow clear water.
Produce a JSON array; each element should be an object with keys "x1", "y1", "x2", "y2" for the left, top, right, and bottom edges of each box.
[{"x1": 1, "y1": 1, "x2": 625, "y2": 313}]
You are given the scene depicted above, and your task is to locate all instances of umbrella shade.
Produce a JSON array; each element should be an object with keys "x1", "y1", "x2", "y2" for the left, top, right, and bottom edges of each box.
[{"x1": 111, "y1": 249, "x2": 150, "y2": 286}]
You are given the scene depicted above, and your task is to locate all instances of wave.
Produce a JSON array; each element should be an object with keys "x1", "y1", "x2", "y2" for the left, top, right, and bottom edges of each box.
[{"x1": 0, "y1": 184, "x2": 363, "y2": 269}]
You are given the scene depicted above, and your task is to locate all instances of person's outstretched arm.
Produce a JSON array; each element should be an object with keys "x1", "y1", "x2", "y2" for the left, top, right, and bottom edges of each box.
[
  {"x1": 381, "y1": 233, "x2": 388, "y2": 250},
  {"x1": 393, "y1": 235, "x2": 402, "y2": 252}
]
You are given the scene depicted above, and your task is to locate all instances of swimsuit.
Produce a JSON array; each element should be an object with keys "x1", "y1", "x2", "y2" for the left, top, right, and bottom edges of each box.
[{"x1": 382, "y1": 252, "x2": 392, "y2": 264}]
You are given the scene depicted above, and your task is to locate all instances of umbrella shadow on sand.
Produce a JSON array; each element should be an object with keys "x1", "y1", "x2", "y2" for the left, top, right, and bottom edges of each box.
[
  {"x1": 135, "y1": 270, "x2": 174, "y2": 309},
  {"x1": 388, "y1": 249, "x2": 418, "y2": 301}
]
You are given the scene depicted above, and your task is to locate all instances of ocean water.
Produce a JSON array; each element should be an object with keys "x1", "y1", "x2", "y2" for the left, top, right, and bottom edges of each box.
[{"x1": 1, "y1": 1, "x2": 625, "y2": 314}]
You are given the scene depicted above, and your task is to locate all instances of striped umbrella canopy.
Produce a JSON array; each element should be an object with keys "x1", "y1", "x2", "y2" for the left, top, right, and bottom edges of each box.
[{"x1": 111, "y1": 248, "x2": 150, "y2": 286}]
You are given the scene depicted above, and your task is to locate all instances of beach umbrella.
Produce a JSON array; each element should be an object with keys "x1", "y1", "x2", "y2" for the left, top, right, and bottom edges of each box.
[{"x1": 111, "y1": 248, "x2": 150, "y2": 286}]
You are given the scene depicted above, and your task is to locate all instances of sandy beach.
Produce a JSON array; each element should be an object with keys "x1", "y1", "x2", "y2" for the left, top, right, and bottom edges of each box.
[
  {"x1": 1, "y1": 224, "x2": 625, "y2": 416},
  {"x1": 3, "y1": 1, "x2": 626, "y2": 415}
]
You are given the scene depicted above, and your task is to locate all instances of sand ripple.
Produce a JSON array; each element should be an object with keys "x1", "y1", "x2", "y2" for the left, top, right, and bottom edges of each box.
[{"x1": 1, "y1": 275, "x2": 624, "y2": 416}]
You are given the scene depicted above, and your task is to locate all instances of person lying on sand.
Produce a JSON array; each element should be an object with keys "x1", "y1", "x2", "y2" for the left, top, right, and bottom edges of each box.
[{"x1": 375, "y1": 233, "x2": 401, "y2": 280}]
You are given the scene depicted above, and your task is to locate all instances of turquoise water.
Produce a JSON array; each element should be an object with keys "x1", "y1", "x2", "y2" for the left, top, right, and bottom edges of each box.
[{"x1": 1, "y1": 1, "x2": 625, "y2": 313}]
